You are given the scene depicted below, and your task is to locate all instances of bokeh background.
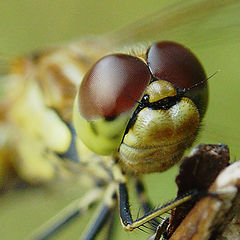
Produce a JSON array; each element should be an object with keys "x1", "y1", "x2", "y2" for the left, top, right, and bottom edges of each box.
[{"x1": 0, "y1": 0, "x2": 239, "y2": 239}]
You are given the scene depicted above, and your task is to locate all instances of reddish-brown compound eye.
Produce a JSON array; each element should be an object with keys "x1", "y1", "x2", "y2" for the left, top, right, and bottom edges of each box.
[
  {"x1": 78, "y1": 54, "x2": 151, "y2": 120},
  {"x1": 147, "y1": 41, "x2": 208, "y2": 117}
]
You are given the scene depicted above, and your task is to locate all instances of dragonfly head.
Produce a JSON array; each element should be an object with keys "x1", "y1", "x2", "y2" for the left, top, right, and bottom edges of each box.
[{"x1": 73, "y1": 41, "x2": 208, "y2": 174}]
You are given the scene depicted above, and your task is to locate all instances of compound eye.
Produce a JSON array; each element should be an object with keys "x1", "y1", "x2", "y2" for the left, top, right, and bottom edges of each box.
[
  {"x1": 147, "y1": 41, "x2": 208, "y2": 117},
  {"x1": 78, "y1": 54, "x2": 151, "y2": 120}
]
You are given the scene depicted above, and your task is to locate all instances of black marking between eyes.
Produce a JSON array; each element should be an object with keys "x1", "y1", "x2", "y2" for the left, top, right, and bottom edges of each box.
[
  {"x1": 147, "y1": 95, "x2": 182, "y2": 110},
  {"x1": 123, "y1": 94, "x2": 182, "y2": 136}
]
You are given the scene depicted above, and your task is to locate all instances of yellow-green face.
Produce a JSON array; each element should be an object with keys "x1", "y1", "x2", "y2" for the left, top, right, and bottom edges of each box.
[
  {"x1": 73, "y1": 95, "x2": 131, "y2": 155},
  {"x1": 73, "y1": 41, "x2": 208, "y2": 173},
  {"x1": 73, "y1": 53, "x2": 151, "y2": 155}
]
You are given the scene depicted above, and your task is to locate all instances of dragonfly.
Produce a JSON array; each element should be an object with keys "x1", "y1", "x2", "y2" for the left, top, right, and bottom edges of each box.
[{"x1": 0, "y1": 0, "x2": 239, "y2": 239}]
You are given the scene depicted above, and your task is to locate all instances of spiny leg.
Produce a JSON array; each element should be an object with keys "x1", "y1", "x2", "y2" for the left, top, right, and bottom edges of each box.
[
  {"x1": 119, "y1": 181, "x2": 197, "y2": 231},
  {"x1": 28, "y1": 187, "x2": 104, "y2": 240},
  {"x1": 135, "y1": 178, "x2": 153, "y2": 214},
  {"x1": 135, "y1": 178, "x2": 161, "y2": 230},
  {"x1": 147, "y1": 217, "x2": 169, "y2": 240},
  {"x1": 80, "y1": 183, "x2": 117, "y2": 240},
  {"x1": 112, "y1": 164, "x2": 198, "y2": 232}
]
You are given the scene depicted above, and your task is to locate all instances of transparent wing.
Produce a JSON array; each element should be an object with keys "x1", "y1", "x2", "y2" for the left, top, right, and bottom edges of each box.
[{"x1": 105, "y1": 0, "x2": 240, "y2": 49}]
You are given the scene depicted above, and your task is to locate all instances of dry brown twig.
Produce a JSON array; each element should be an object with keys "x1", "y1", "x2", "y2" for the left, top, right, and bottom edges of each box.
[{"x1": 149, "y1": 144, "x2": 240, "y2": 240}]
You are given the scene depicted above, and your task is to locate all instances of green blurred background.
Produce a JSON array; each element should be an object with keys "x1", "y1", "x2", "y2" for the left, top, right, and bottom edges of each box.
[{"x1": 0, "y1": 0, "x2": 239, "y2": 240}]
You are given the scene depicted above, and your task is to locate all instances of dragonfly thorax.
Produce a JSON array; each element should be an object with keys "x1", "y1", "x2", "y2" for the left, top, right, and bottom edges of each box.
[{"x1": 119, "y1": 80, "x2": 200, "y2": 174}]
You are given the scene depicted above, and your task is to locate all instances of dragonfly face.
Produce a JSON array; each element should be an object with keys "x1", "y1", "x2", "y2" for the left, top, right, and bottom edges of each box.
[
  {"x1": 0, "y1": 1, "x2": 239, "y2": 240},
  {"x1": 74, "y1": 41, "x2": 207, "y2": 174}
]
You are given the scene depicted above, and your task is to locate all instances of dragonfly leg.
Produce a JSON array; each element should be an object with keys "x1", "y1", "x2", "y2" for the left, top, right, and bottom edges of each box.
[
  {"x1": 118, "y1": 180, "x2": 197, "y2": 232},
  {"x1": 135, "y1": 178, "x2": 155, "y2": 214},
  {"x1": 135, "y1": 178, "x2": 161, "y2": 229},
  {"x1": 28, "y1": 187, "x2": 104, "y2": 240},
  {"x1": 147, "y1": 217, "x2": 169, "y2": 240},
  {"x1": 112, "y1": 161, "x2": 199, "y2": 232},
  {"x1": 80, "y1": 183, "x2": 117, "y2": 240}
]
